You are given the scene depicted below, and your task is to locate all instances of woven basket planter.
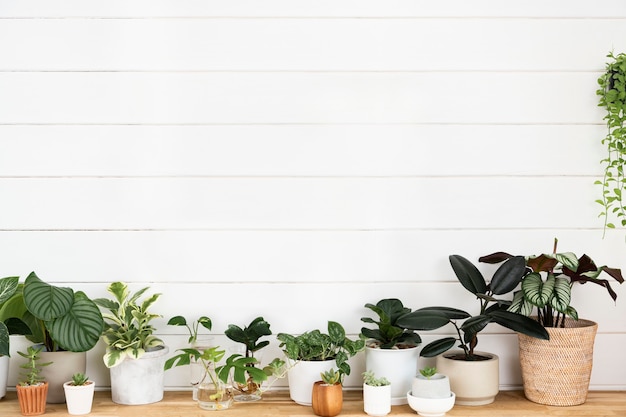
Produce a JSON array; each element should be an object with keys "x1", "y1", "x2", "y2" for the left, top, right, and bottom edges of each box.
[{"x1": 518, "y1": 318, "x2": 597, "y2": 406}]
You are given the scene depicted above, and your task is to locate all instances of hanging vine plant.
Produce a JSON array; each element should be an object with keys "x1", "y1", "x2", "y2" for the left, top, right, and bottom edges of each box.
[{"x1": 596, "y1": 51, "x2": 626, "y2": 235}]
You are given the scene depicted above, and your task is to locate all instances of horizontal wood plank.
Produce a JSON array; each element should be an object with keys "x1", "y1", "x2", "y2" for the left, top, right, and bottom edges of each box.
[
  {"x1": 0, "y1": 124, "x2": 606, "y2": 177},
  {"x1": 0, "y1": 72, "x2": 604, "y2": 124},
  {"x1": 1, "y1": 19, "x2": 624, "y2": 71},
  {"x1": 2, "y1": 0, "x2": 626, "y2": 18},
  {"x1": 0, "y1": 177, "x2": 603, "y2": 230}
]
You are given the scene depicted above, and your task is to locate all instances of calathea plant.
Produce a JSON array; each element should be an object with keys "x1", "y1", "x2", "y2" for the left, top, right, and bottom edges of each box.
[
  {"x1": 396, "y1": 255, "x2": 548, "y2": 360},
  {"x1": 480, "y1": 238, "x2": 623, "y2": 328},
  {"x1": 596, "y1": 51, "x2": 626, "y2": 234},
  {"x1": 0, "y1": 272, "x2": 103, "y2": 353}
]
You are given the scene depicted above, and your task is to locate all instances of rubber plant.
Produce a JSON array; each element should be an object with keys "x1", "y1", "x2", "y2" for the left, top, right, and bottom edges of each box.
[
  {"x1": 396, "y1": 255, "x2": 549, "y2": 360},
  {"x1": 596, "y1": 51, "x2": 626, "y2": 235}
]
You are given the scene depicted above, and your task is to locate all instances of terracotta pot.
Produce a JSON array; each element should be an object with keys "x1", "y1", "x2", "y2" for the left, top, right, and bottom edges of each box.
[
  {"x1": 435, "y1": 350, "x2": 499, "y2": 406},
  {"x1": 518, "y1": 318, "x2": 597, "y2": 406},
  {"x1": 311, "y1": 381, "x2": 343, "y2": 417},
  {"x1": 16, "y1": 382, "x2": 48, "y2": 416}
]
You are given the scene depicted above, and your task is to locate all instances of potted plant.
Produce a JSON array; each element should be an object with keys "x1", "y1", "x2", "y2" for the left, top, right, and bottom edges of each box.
[
  {"x1": 62, "y1": 373, "x2": 95, "y2": 415},
  {"x1": 360, "y1": 298, "x2": 423, "y2": 405},
  {"x1": 167, "y1": 314, "x2": 214, "y2": 399},
  {"x1": 312, "y1": 368, "x2": 343, "y2": 417},
  {"x1": 481, "y1": 238, "x2": 624, "y2": 406},
  {"x1": 596, "y1": 51, "x2": 626, "y2": 235},
  {"x1": 406, "y1": 367, "x2": 455, "y2": 417},
  {"x1": 94, "y1": 281, "x2": 169, "y2": 405},
  {"x1": 0, "y1": 272, "x2": 104, "y2": 403},
  {"x1": 362, "y1": 370, "x2": 391, "y2": 417},
  {"x1": 224, "y1": 316, "x2": 272, "y2": 401},
  {"x1": 16, "y1": 345, "x2": 51, "y2": 416},
  {"x1": 396, "y1": 254, "x2": 548, "y2": 405},
  {"x1": 0, "y1": 275, "x2": 26, "y2": 399},
  {"x1": 166, "y1": 343, "x2": 272, "y2": 411},
  {"x1": 277, "y1": 321, "x2": 365, "y2": 406}
]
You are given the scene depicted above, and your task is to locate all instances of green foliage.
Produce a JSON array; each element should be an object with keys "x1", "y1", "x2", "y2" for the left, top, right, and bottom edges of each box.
[
  {"x1": 485, "y1": 238, "x2": 624, "y2": 328},
  {"x1": 360, "y1": 298, "x2": 422, "y2": 349},
  {"x1": 18, "y1": 345, "x2": 51, "y2": 386},
  {"x1": 277, "y1": 321, "x2": 365, "y2": 381},
  {"x1": 165, "y1": 345, "x2": 268, "y2": 401},
  {"x1": 320, "y1": 368, "x2": 341, "y2": 385},
  {"x1": 225, "y1": 316, "x2": 271, "y2": 358},
  {"x1": 71, "y1": 372, "x2": 90, "y2": 386},
  {"x1": 596, "y1": 51, "x2": 626, "y2": 234},
  {"x1": 0, "y1": 272, "x2": 104, "y2": 353},
  {"x1": 362, "y1": 370, "x2": 390, "y2": 386},
  {"x1": 397, "y1": 255, "x2": 549, "y2": 360},
  {"x1": 167, "y1": 315, "x2": 212, "y2": 345},
  {"x1": 419, "y1": 367, "x2": 437, "y2": 379},
  {"x1": 0, "y1": 276, "x2": 20, "y2": 356},
  {"x1": 94, "y1": 282, "x2": 164, "y2": 368}
]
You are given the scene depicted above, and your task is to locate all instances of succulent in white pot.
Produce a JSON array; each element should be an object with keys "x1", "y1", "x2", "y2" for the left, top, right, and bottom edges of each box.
[
  {"x1": 362, "y1": 370, "x2": 391, "y2": 417},
  {"x1": 63, "y1": 372, "x2": 95, "y2": 415},
  {"x1": 407, "y1": 367, "x2": 455, "y2": 417}
]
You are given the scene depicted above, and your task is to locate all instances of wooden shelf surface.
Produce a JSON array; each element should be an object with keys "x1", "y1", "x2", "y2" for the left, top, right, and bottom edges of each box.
[{"x1": 0, "y1": 390, "x2": 625, "y2": 417}]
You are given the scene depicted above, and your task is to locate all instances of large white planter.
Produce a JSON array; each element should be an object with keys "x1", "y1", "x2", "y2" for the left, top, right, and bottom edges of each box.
[
  {"x1": 39, "y1": 349, "x2": 87, "y2": 404},
  {"x1": 363, "y1": 383, "x2": 391, "y2": 417},
  {"x1": 365, "y1": 345, "x2": 419, "y2": 405},
  {"x1": 435, "y1": 350, "x2": 499, "y2": 406},
  {"x1": 110, "y1": 345, "x2": 169, "y2": 405},
  {"x1": 286, "y1": 359, "x2": 335, "y2": 406},
  {"x1": 63, "y1": 380, "x2": 95, "y2": 415},
  {"x1": 0, "y1": 355, "x2": 8, "y2": 399}
]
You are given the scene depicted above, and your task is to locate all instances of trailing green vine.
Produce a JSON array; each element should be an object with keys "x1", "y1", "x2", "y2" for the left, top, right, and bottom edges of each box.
[{"x1": 596, "y1": 51, "x2": 626, "y2": 235}]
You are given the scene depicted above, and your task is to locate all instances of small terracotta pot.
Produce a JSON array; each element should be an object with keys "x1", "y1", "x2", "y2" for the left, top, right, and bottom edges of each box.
[
  {"x1": 16, "y1": 382, "x2": 48, "y2": 416},
  {"x1": 311, "y1": 381, "x2": 343, "y2": 417}
]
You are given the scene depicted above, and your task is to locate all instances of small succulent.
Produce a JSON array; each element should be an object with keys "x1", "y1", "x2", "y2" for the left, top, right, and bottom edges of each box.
[
  {"x1": 362, "y1": 370, "x2": 390, "y2": 387},
  {"x1": 71, "y1": 372, "x2": 90, "y2": 386},
  {"x1": 419, "y1": 367, "x2": 437, "y2": 379},
  {"x1": 320, "y1": 368, "x2": 341, "y2": 385}
]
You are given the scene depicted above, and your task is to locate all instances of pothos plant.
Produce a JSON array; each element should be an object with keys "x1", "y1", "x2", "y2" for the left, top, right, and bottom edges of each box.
[
  {"x1": 277, "y1": 321, "x2": 365, "y2": 382},
  {"x1": 94, "y1": 282, "x2": 165, "y2": 368},
  {"x1": 596, "y1": 51, "x2": 626, "y2": 235}
]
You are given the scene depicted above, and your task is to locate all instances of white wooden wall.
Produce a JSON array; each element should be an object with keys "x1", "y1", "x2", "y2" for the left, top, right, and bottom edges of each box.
[{"x1": 1, "y1": 0, "x2": 625, "y2": 391}]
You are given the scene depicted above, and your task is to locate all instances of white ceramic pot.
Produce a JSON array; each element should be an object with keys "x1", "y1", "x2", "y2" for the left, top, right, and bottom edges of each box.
[
  {"x1": 63, "y1": 380, "x2": 95, "y2": 415},
  {"x1": 435, "y1": 350, "x2": 499, "y2": 406},
  {"x1": 363, "y1": 383, "x2": 391, "y2": 417},
  {"x1": 365, "y1": 345, "x2": 419, "y2": 405},
  {"x1": 411, "y1": 373, "x2": 450, "y2": 399},
  {"x1": 39, "y1": 349, "x2": 87, "y2": 404},
  {"x1": 407, "y1": 390, "x2": 455, "y2": 417},
  {"x1": 0, "y1": 355, "x2": 8, "y2": 399},
  {"x1": 110, "y1": 345, "x2": 169, "y2": 405},
  {"x1": 286, "y1": 359, "x2": 335, "y2": 405}
]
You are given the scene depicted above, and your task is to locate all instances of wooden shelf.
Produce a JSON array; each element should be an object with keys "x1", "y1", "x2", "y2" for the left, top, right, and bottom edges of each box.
[{"x1": 1, "y1": 390, "x2": 625, "y2": 416}]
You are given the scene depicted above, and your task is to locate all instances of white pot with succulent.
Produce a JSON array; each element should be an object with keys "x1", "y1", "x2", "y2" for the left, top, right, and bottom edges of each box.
[
  {"x1": 94, "y1": 282, "x2": 169, "y2": 405},
  {"x1": 63, "y1": 373, "x2": 95, "y2": 415},
  {"x1": 406, "y1": 367, "x2": 455, "y2": 417},
  {"x1": 362, "y1": 370, "x2": 391, "y2": 417}
]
